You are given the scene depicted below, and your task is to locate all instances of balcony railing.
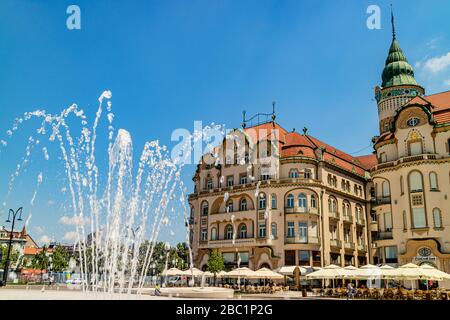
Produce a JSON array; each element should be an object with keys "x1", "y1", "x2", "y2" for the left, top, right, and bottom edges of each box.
[
  {"x1": 284, "y1": 207, "x2": 319, "y2": 215},
  {"x1": 329, "y1": 211, "x2": 340, "y2": 219},
  {"x1": 285, "y1": 236, "x2": 308, "y2": 244},
  {"x1": 330, "y1": 239, "x2": 342, "y2": 248},
  {"x1": 343, "y1": 215, "x2": 353, "y2": 223},
  {"x1": 344, "y1": 242, "x2": 355, "y2": 250},
  {"x1": 309, "y1": 236, "x2": 320, "y2": 244},
  {"x1": 373, "y1": 231, "x2": 393, "y2": 240},
  {"x1": 358, "y1": 244, "x2": 367, "y2": 251},
  {"x1": 200, "y1": 238, "x2": 256, "y2": 247},
  {"x1": 370, "y1": 196, "x2": 391, "y2": 206},
  {"x1": 356, "y1": 217, "x2": 366, "y2": 226},
  {"x1": 372, "y1": 153, "x2": 439, "y2": 171}
]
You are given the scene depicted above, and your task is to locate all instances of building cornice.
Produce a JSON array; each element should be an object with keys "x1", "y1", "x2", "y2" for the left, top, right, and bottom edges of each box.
[{"x1": 371, "y1": 156, "x2": 450, "y2": 175}]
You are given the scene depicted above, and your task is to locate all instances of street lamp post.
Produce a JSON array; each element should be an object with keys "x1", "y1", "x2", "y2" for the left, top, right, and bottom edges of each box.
[{"x1": 1, "y1": 207, "x2": 23, "y2": 286}]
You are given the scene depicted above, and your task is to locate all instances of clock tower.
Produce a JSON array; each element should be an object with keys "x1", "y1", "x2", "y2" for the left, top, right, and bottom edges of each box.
[{"x1": 374, "y1": 10, "x2": 425, "y2": 135}]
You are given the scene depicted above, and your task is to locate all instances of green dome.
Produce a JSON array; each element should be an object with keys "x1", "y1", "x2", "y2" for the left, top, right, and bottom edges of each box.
[{"x1": 381, "y1": 39, "x2": 417, "y2": 87}]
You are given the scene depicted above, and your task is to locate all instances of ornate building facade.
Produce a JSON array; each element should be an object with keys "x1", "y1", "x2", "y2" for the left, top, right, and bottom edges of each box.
[
  {"x1": 188, "y1": 22, "x2": 450, "y2": 276},
  {"x1": 370, "y1": 28, "x2": 450, "y2": 273}
]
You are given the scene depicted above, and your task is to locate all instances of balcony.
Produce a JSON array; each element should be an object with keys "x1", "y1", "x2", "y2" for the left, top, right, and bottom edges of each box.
[
  {"x1": 357, "y1": 244, "x2": 367, "y2": 252},
  {"x1": 370, "y1": 196, "x2": 391, "y2": 207},
  {"x1": 343, "y1": 215, "x2": 353, "y2": 223},
  {"x1": 329, "y1": 211, "x2": 340, "y2": 220},
  {"x1": 200, "y1": 238, "x2": 256, "y2": 248},
  {"x1": 284, "y1": 207, "x2": 319, "y2": 215},
  {"x1": 285, "y1": 236, "x2": 308, "y2": 244},
  {"x1": 356, "y1": 217, "x2": 366, "y2": 226},
  {"x1": 309, "y1": 236, "x2": 320, "y2": 244},
  {"x1": 344, "y1": 242, "x2": 355, "y2": 250},
  {"x1": 330, "y1": 239, "x2": 342, "y2": 248},
  {"x1": 208, "y1": 209, "x2": 255, "y2": 223},
  {"x1": 371, "y1": 153, "x2": 438, "y2": 171},
  {"x1": 373, "y1": 230, "x2": 393, "y2": 241}
]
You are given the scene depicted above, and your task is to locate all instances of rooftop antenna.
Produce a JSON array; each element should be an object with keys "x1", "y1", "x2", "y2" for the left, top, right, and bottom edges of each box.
[
  {"x1": 242, "y1": 110, "x2": 246, "y2": 128},
  {"x1": 272, "y1": 101, "x2": 276, "y2": 122},
  {"x1": 390, "y1": 4, "x2": 396, "y2": 40}
]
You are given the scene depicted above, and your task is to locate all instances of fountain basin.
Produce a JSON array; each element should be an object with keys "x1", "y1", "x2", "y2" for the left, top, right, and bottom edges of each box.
[{"x1": 160, "y1": 287, "x2": 234, "y2": 299}]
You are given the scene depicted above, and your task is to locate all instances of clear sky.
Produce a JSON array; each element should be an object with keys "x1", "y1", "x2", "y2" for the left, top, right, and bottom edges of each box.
[{"x1": 0, "y1": 0, "x2": 449, "y2": 246}]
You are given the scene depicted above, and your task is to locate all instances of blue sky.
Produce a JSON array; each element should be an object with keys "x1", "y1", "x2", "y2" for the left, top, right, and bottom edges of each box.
[{"x1": 0, "y1": 0, "x2": 449, "y2": 246}]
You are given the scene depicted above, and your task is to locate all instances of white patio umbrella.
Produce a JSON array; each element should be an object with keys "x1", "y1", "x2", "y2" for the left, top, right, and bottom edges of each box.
[
  {"x1": 216, "y1": 270, "x2": 228, "y2": 278},
  {"x1": 306, "y1": 264, "x2": 346, "y2": 279},
  {"x1": 182, "y1": 267, "x2": 204, "y2": 277},
  {"x1": 306, "y1": 264, "x2": 346, "y2": 288},
  {"x1": 420, "y1": 264, "x2": 450, "y2": 281},
  {"x1": 352, "y1": 264, "x2": 382, "y2": 280},
  {"x1": 342, "y1": 265, "x2": 359, "y2": 280},
  {"x1": 203, "y1": 271, "x2": 214, "y2": 277},
  {"x1": 395, "y1": 263, "x2": 429, "y2": 281},
  {"x1": 276, "y1": 266, "x2": 309, "y2": 276},
  {"x1": 226, "y1": 267, "x2": 257, "y2": 278},
  {"x1": 394, "y1": 263, "x2": 434, "y2": 291},
  {"x1": 226, "y1": 267, "x2": 257, "y2": 289},
  {"x1": 161, "y1": 267, "x2": 184, "y2": 276},
  {"x1": 253, "y1": 268, "x2": 284, "y2": 280}
]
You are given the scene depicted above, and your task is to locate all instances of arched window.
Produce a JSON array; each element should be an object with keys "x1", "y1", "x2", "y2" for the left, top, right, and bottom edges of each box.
[
  {"x1": 271, "y1": 223, "x2": 277, "y2": 239},
  {"x1": 240, "y1": 198, "x2": 247, "y2": 211},
  {"x1": 409, "y1": 171, "x2": 423, "y2": 192},
  {"x1": 355, "y1": 205, "x2": 362, "y2": 221},
  {"x1": 311, "y1": 195, "x2": 316, "y2": 208},
  {"x1": 433, "y1": 208, "x2": 442, "y2": 228},
  {"x1": 382, "y1": 181, "x2": 390, "y2": 197},
  {"x1": 226, "y1": 200, "x2": 234, "y2": 213},
  {"x1": 201, "y1": 201, "x2": 209, "y2": 216},
  {"x1": 211, "y1": 227, "x2": 217, "y2": 241},
  {"x1": 286, "y1": 194, "x2": 294, "y2": 208},
  {"x1": 342, "y1": 201, "x2": 350, "y2": 216},
  {"x1": 429, "y1": 172, "x2": 438, "y2": 190},
  {"x1": 225, "y1": 224, "x2": 233, "y2": 240},
  {"x1": 289, "y1": 169, "x2": 299, "y2": 178},
  {"x1": 304, "y1": 169, "x2": 312, "y2": 179},
  {"x1": 271, "y1": 194, "x2": 277, "y2": 209},
  {"x1": 298, "y1": 194, "x2": 307, "y2": 208},
  {"x1": 328, "y1": 197, "x2": 337, "y2": 213},
  {"x1": 258, "y1": 193, "x2": 266, "y2": 209},
  {"x1": 239, "y1": 223, "x2": 247, "y2": 238}
]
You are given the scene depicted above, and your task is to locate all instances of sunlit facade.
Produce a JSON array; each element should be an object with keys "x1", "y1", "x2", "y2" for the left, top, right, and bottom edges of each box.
[{"x1": 188, "y1": 24, "x2": 450, "y2": 279}]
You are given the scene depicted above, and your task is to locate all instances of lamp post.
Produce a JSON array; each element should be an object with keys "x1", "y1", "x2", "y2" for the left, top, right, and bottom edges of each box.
[{"x1": 1, "y1": 207, "x2": 23, "y2": 286}]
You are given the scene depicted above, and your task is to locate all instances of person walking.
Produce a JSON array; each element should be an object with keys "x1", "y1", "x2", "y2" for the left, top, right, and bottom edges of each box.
[
  {"x1": 154, "y1": 283, "x2": 161, "y2": 296},
  {"x1": 347, "y1": 282, "x2": 356, "y2": 300}
]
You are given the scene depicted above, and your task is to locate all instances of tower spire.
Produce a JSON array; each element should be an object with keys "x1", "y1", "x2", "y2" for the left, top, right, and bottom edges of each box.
[{"x1": 390, "y1": 4, "x2": 396, "y2": 40}]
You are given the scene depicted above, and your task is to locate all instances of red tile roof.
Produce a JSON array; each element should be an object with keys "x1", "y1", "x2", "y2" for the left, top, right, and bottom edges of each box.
[
  {"x1": 404, "y1": 91, "x2": 450, "y2": 125},
  {"x1": 243, "y1": 122, "x2": 373, "y2": 176}
]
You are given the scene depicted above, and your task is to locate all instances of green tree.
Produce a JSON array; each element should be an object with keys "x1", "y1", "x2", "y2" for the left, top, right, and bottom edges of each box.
[
  {"x1": 0, "y1": 244, "x2": 19, "y2": 270},
  {"x1": 206, "y1": 249, "x2": 224, "y2": 285},
  {"x1": 51, "y1": 246, "x2": 70, "y2": 272},
  {"x1": 31, "y1": 246, "x2": 50, "y2": 282}
]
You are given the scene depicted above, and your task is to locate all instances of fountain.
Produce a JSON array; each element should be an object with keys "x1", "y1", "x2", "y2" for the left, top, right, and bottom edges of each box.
[{"x1": 0, "y1": 90, "x2": 233, "y2": 299}]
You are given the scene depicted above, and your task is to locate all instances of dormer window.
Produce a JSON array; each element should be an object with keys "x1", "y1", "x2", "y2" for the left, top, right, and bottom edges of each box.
[{"x1": 407, "y1": 118, "x2": 420, "y2": 127}]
